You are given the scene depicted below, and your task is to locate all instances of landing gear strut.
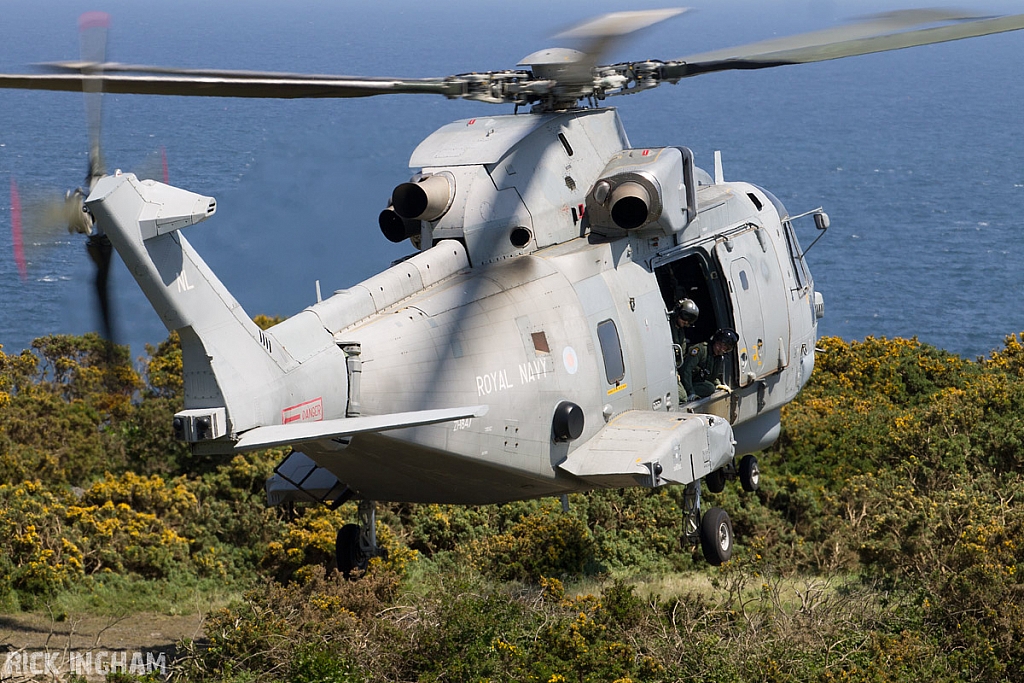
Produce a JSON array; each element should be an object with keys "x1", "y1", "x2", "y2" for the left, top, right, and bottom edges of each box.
[{"x1": 336, "y1": 499, "x2": 381, "y2": 578}]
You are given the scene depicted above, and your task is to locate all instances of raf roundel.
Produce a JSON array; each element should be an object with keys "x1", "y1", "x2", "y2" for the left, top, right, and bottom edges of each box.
[
  {"x1": 562, "y1": 346, "x2": 579, "y2": 375},
  {"x1": 689, "y1": 346, "x2": 699, "y2": 356}
]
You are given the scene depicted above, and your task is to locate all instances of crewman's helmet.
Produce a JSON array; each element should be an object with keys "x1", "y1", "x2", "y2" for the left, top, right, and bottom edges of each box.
[
  {"x1": 711, "y1": 328, "x2": 740, "y2": 347},
  {"x1": 673, "y1": 298, "x2": 699, "y2": 324}
]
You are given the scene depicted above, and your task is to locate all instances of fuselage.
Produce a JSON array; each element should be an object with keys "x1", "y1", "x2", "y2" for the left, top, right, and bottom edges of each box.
[{"x1": 285, "y1": 175, "x2": 819, "y2": 503}]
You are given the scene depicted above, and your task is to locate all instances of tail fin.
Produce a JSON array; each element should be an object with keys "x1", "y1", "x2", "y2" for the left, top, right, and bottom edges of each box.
[{"x1": 86, "y1": 173, "x2": 346, "y2": 441}]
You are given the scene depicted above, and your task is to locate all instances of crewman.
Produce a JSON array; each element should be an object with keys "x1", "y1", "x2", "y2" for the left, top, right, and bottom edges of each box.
[
  {"x1": 681, "y1": 328, "x2": 739, "y2": 401},
  {"x1": 670, "y1": 298, "x2": 700, "y2": 354},
  {"x1": 672, "y1": 299, "x2": 699, "y2": 404}
]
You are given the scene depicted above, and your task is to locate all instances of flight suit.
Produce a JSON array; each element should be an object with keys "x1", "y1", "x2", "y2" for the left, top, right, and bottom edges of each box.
[
  {"x1": 680, "y1": 341, "x2": 724, "y2": 400},
  {"x1": 671, "y1": 320, "x2": 694, "y2": 355},
  {"x1": 672, "y1": 321, "x2": 696, "y2": 403}
]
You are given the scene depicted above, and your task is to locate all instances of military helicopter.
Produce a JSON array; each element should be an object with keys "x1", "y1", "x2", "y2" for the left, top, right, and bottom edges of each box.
[{"x1": 3, "y1": 8, "x2": 1023, "y2": 570}]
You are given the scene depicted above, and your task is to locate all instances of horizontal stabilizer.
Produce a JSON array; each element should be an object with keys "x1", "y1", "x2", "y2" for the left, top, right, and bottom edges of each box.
[
  {"x1": 266, "y1": 451, "x2": 350, "y2": 507},
  {"x1": 559, "y1": 410, "x2": 734, "y2": 488},
  {"x1": 235, "y1": 405, "x2": 489, "y2": 451}
]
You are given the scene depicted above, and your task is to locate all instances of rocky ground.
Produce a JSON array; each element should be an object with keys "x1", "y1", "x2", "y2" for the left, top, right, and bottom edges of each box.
[{"x1": 0, "y1": 612, "x2": 203, "y2": 681}]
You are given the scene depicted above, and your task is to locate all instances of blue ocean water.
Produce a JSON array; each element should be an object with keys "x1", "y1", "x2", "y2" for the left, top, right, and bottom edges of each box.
[{"x1": 1, "y1": 0, "x2": 1022, "y2": 360}]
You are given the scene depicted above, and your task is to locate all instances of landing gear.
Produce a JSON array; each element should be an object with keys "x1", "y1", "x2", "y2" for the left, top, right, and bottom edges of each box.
[
  {"x1": 739, "y1": 454, "x2": 760, "y2": 492},
  {"x1": 336, "y1": 524, "x2": 363, "y2": 578},
  {"x1": 685, "y1": 454, "x2": 760, "y2": 565},
  {"x1": 681, "y1": 482, "x2": 701, "y2": 546},
  {"x1": 705, "y1": 455, "x2": 760, "y2": 496},
  {"x1": 699, "y1": 507, "x2": 733, "y2": 566},
  {"x1": 705, "y1": 468, "x2": 726, "y2": 494},
  {"x1": 681, "y1": 482, "x2": 735, "y2": 565},
  {"x1": 336, "y1": 500, "x2": 380, "y2": 578}
]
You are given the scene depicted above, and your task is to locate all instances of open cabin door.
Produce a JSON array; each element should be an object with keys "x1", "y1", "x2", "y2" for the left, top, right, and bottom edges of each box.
[{"x1": 715, "y1": 227, "x2": 790, "y2": 386}]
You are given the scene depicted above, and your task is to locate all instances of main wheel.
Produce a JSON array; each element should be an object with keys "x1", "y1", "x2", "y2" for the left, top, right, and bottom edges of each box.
[
  {"x1": 739, "y1": 454, "x2": 760, "y2": 492},
  {"x1": 699, "y1": 507, "x2": 733, "y2": 566},
  {"x1": 705, "y1": 468, "x2": 726, "y2": 494},
  {"x1": 336, "y1": 523, "x2": 362, "y2": 578}
]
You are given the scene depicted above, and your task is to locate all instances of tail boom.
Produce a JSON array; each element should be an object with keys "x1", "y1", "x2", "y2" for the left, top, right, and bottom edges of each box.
[{"x1": 86, "y1": 173, "x2": 349, "y2": 443}]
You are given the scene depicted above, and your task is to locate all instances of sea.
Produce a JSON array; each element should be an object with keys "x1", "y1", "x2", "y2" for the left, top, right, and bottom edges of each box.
[{"x1": 1, "y1": 0, "x2": 1022, "y2": 361}]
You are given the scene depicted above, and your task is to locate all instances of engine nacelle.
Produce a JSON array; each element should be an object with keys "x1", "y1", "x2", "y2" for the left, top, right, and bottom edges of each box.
[
  {"x1": 586, "y1": 147, "x2": 697, "y2": 237},
  {"x1": 391, "y1": 173, "x2": 454, "y2": 222}
]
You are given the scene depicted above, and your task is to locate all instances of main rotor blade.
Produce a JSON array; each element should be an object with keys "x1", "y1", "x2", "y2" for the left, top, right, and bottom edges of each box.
[
  {"x1": 2, "y1": 8, "x2": 1022, "y2": 107},
  {"x1": 0, "y1": 71, "x2": 464, "y2": 99},
  {"x1": 552, "y1": 8, "x2": 690, "y2": 77},
  {"x1": 665, "y1": 10, "x2": 1024, "y2": 78}
]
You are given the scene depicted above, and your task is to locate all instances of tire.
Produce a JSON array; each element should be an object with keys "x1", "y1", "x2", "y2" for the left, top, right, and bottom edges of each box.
[
  {"x1": 336, "y1": 523, "x2": 362, "y2": 578},
  {"x1": 699, "y1": 507, "x2": 733, "y2": 566},
  {"x1": 739, "y1": 454, "x2": 760, "y2": 492},
  {"x1": 705, "y1": 468, "x2": 726, "y2": 494}
]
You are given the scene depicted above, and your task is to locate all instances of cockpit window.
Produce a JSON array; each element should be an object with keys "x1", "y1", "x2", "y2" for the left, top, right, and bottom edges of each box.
[
  {"x1": 784, "y1": 222, "x2": 811, "y2": 289},
  {"x1": 758, "y1": 186, "x2": 811, "y2": 290}
]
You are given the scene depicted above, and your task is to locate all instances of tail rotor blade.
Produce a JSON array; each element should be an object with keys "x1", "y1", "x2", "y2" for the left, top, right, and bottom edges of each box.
[
  {"x1": 10, "y1": 178, "x2": 27, "y2": 281},
  {"x1": 78, "y1": 12, "x2": 117, "y2": 342},
  {"x1": 86, "y1": 233, "x2": 115, "y2": 342},
  {"x1": 79, "y1": 11, "x2": 109, "y2": 186}
]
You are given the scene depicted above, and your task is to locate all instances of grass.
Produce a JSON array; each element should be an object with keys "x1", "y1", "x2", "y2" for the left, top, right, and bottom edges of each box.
[{"x1": 4, "y1": 572, "x2": 248, "y2": 618}]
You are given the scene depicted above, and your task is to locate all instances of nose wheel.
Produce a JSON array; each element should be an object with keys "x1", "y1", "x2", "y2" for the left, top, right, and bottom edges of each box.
[{"x1": 739, "y1": 454, "x2": 760, "y2": 492}]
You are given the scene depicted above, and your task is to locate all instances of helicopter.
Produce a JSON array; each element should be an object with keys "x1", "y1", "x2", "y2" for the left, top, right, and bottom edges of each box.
[{"x1": 2, "y1": 8, "x2": 1023, "y2": 571}]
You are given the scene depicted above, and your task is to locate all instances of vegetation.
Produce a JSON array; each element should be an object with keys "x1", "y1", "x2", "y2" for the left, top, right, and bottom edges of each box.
[{"x1": 1, "y1": 331, "x2": 1023, "y2": 681}]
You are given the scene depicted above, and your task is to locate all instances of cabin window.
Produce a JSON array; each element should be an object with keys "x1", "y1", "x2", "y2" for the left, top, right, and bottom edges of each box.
[
  {"x1": 596, "y1": 319, "x2": 625, "y2": 384},
  {"x1": 531, "y1": 331, "x2": 550, "y2": 354}
]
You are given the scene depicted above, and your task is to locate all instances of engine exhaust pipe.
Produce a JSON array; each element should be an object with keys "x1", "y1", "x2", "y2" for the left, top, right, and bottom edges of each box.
[
  {"x1": 379, "y1": 205, "x2": 420, "y2": 243},
  {"x1": 392, "y1": 174, "x2": 452, "y2": 222},
  {"x1": 609, "y1": 181, "x2": 651, "y2": 230}
]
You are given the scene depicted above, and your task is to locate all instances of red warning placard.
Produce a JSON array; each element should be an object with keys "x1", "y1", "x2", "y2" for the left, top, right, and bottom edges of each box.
[{"x1": 282, "y1": 397, "x2": 323, "y2": 424}]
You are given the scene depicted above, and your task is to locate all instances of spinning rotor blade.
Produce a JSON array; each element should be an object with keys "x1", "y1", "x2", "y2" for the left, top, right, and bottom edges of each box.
[
  {"x1": 10, "y1": 179, "x2": 27, "y2": 281},
  {"x1": 2, "y1": 8, "x2": 1023, "y2": 107},
  {"x1": 79, "y1": 11, "x2": 108, "y2": 184},
  {"x1": 76, "y1": 12, "x2": 117, "y2": 342},
  {"x1": 0, "y1": 70, "x2": 464, "y2": 99},
  {"x1": 0, "y1": 9, "x2": 1022, "y2": 108},
  {"x1": 665, "y1": 10, "x2": 1024, "y2": 78},
  {"x1": 87, "y1": 233, "x2": 115, "y2": 343}
]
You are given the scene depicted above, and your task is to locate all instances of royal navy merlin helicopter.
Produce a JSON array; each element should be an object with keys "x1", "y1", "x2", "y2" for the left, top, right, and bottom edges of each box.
[{"x1": 3, "y1": 8, "x2": 1023, "y2": 570}]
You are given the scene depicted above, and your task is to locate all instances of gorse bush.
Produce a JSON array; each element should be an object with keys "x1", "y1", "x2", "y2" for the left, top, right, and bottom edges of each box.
[{"x1": 3, "y1": 332, "x2": 1024, "y2": 681}]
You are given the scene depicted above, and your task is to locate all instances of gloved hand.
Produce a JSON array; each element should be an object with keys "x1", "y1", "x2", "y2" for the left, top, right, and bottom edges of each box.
[
  {"x1": 715, "y1": 384, "x2": 732, "y2": 394},
  {"x1": 686, "y1": 394, "x2": 698, "y2": 402}
]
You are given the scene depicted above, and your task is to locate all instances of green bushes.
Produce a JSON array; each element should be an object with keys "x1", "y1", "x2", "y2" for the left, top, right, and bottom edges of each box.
[{"x1": 3, "y1": 332, "x2": 1024, "y2": 680}]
